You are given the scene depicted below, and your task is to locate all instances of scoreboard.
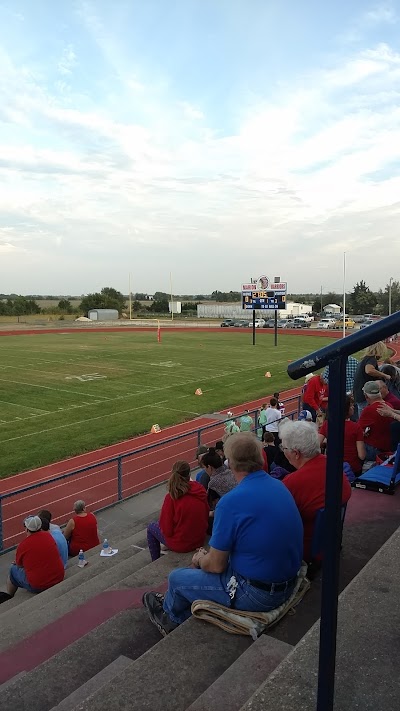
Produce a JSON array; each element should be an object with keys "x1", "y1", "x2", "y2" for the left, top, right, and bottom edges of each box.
[
  {"x1": 241, "y1": 277, "x2": 287, "y2": 311},
  {"x1": 242, "y1": 291, "x2": 286, "y2": 311}
]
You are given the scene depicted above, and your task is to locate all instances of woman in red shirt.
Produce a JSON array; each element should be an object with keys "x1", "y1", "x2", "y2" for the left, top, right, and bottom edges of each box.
[
  {"x1": 64, "y1": 500, "x2": 100, "y2": 557},
  {"x1": 319, "y1": 395, "x2": 366, "y2": 476},
  {"x1": 147, "y1": 461, "x2": 209, "y2": 561}
]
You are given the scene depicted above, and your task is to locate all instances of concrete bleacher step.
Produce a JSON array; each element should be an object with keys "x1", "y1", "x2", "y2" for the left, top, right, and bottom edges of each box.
[
  {"x1": 70, "y1": 617, "x2": 253, "y2": 711},
  {"x1": 50, "y1": 655, "x2": 133, "y2": 711},
  {"x1": 185, "y1": 634, "x2": 293, "y2": 711},
  {"x1": 0, "y1": 528, "x2": 148, "y2": 622},
  {"x1": 0, "y1": 552, "x2": 192, "y2": 710},
  {"x1": 0, "y1": 546, "x2": 151, "y2": 653}
]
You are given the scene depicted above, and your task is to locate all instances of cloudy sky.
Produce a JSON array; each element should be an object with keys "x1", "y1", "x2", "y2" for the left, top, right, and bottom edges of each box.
[{"x1": 0, "y1": 1, "x2": 399, "y2": 296}]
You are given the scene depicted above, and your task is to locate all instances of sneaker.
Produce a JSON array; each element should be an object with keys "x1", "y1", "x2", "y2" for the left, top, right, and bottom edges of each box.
[
  {"x1": 0, "y1": 592, "x2": 12, "y2": 604},
  {"x1": 142, "y1": 592, "x2": 178, "y2": 637}
]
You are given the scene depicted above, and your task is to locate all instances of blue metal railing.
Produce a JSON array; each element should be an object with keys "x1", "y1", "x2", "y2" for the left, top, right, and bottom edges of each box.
[
  {"x1": 0, "y1": 393, "x2": 302, "y2": 553},
  {"x1": 288, "y1": 311, "x2": 400, "y2": 711}
]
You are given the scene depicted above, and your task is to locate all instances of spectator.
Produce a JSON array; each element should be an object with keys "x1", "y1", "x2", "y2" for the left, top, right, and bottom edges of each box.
[
  {"x1": 63, "y1": 501, "x2": 100, "y2": 557},
  {"x1": 281, "y1": 420, "x2": 351, "y2": 562},
  {"x1": 38, "y1": 508, "x2": 61, "y2": 532},
  {"x1": 265, "y1": 398, "x2": 282, "y2": 445},
  {"x1": 359, "y1": 382, "x2": 394, "y2": 458},
  {"x1": 378, "y1": 380, "x2": 400, "y2": 410},
  {"x1": 379, "y1": 367, "x2": 400, "y2": 402},
  {"x1": 353, "y1": 342, "x2": 390, "y2": 418},
  {"x1": 263, "y1": 431, "x2": 278, "y2": 471},
  {"x1": 39, "y1": 513, "x2": 68, "y2": 569},
  {"x1": 194, "y1": 445, "x2": 208, "y2": 484},
  {"x1": 298, "y1": 410, "x2": 313, "y2": 422},
  {"x1": 240, "y1": 410, "x2": 253, "y2": 432},
  {"x1": 215, "y1": 441, "x2": 225, "y2": 463},
  {"x1": 302, "y1": 374, "x2": 328, "y2": 422},
  {"x1": 202, "y1": 449, "x2": 237, "y2": 513},
  {"x1": 273, "y1": 392, "x2": 285, "y2": 416},
  {"x1": 3, "y1": 516, "x2": 64, "y2": 600},
  {"x1": 322, "y1": 356, "x2": 359, "y2": 394},
  {"x1": 376, "y1": 402, "x2": 400, "y2": 452},
  {"x1": 258, "y1": 404, "x2": 268, "y2": 437},
  {"x1": 318, "y1": 395, "x2": 365, "y2": 476},
  {"x1": 146, "y1": 461, "x2": 209, "y2": 562},
  {"x1": 143, "y1": 433, "x2": 304, "y2": 636},
  {"x1": 224, "y1": 418, "x2": 240, "y2": 438}
]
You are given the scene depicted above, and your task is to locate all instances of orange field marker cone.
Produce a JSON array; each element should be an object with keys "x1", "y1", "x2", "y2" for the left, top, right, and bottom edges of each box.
[
  {"x1": 150, "y1": 424, "x2": 161, "y2": 433},
  {"x1": 195, "y1": 388, "x2": 203, "y2": 395},
  {"x1": 265, "y1": 371, "x2": 271, "y2": 378}
]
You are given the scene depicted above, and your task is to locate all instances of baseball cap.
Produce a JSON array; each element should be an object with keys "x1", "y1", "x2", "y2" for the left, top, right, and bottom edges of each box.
[
  {"x1": 298, "y1": 410, "x2": 313, "y2": 421},
  {"x1": 362, "y1": 381, "x2": 380, "y2": 396},
  {"x1": 24, "y1": 515, "x2": 42, "y2": 532}
]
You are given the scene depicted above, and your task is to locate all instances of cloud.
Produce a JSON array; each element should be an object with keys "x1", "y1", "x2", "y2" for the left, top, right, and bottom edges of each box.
[
  {"x1": 364, "y1": 4, "x2": 397, "y2": 25},
  {"x1": 0, "y1": 4, "x2": 400, "y2": 293}
]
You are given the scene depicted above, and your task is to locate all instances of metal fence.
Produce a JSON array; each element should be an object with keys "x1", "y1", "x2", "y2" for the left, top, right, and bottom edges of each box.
[{"x1": 0, "y1": 394, "x2": 302, "y2": 554}]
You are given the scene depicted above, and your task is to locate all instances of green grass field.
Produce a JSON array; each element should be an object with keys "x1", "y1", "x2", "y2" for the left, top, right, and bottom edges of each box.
[{"x1": 0, "y1": 330, "x2": 334, "y2": 478}]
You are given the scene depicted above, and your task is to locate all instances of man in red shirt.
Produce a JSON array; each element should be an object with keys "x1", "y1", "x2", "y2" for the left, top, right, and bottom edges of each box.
[
  {"x1": 378, "y1": 380, "x2": 400, "y2": 410},
  {"x1": 4, "y1": 516, "x2": 64, "y2": 599},
  {"x1": 280, "y1": 420, "x2": 351, "y2": 562},
  {"x1": 359, "y1": 381, "x2": 393, "y2": 457},
  {"x1": 302, "y1": 374, "x2": 329, "y2": 422}
]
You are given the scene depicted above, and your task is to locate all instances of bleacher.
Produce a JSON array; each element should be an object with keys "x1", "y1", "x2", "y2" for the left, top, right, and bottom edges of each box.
[{"x1": 0, "y1": 483, "x2": 399, "y2": 711}]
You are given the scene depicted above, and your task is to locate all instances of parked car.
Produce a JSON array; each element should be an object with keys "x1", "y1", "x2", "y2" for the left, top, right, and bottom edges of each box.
[
  {"x1": 234, "y1": 319, "x2": 251, "y2": 327},
  {"x1": 220, "y1": 319, "x2": 235, "y2": 327},
  {"x1": 333, "y1": 317, "x2": 356, "y2": 329},
  {"x1": 292, "y1": 318, "x2": 310, "y2": 328},
  {"x1": 263, "y1": 319, "x2": 276, "y2": 328},
  {"x1": 317, "y1": 318, "x2": 336, "y2": 329},
  {"x1": 277, "y1": 319, "x2": 293, "y2": 328},
  {"x1": 359, "y1": 319, "x2": 375, "y2": 329},
  {"x1": 254, "y1": 318, "x2": 266, "y2": 328}
]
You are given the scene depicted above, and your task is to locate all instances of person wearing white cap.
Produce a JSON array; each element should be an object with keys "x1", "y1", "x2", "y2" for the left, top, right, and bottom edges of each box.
[{"x1": 1, "y1": 515, "x2": 64, "y2": 602}]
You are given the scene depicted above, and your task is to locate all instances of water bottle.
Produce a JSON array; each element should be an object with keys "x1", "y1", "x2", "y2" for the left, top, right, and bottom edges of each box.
[
  {"x1": 78, "y1": 549, "x2": 86, "y2": 567},
  {"x1": 103, "y1": 538, "x2": 109, "y2": 553}
]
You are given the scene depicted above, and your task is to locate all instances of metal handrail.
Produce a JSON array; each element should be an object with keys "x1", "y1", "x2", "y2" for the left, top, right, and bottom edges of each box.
[{"x1": 288, "y1": 311, "x2": 400, "y2": 711}]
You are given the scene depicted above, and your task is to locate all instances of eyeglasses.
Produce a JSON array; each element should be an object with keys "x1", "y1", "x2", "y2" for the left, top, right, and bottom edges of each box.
[{"x1": 279, "y1": 445, "x2": 293, "y2": 452}]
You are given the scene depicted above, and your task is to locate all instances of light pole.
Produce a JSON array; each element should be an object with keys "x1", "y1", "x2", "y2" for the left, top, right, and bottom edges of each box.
[
  {"x1": 342, "y1": 252, "x2": 346, "y2": 339},
  {"x1": 389, "y1": 277, "x2": 393, "y2": 316},
  {"x1": 320, "y1": 285, "x2": 323, "y2": 315}
]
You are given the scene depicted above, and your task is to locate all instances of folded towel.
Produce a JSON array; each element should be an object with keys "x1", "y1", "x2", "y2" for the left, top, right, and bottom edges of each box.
[{"x1": 191, "y1": 563, "x2": 310, "y2": 640}]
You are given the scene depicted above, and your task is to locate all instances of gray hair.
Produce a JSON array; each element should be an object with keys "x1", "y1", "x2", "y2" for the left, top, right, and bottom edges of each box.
[
  {"x1": 73, "y1": 500, "x2": 86, "y2": 513},
  {"x1": 223, "y1": 432, "x2": 263, "y2": 473},
  {"x1": 279, "y1": 420, "x2": 320, "y2": 458}
]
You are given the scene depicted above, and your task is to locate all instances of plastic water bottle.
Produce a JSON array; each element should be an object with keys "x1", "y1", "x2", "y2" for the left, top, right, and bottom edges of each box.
[
  {"x1": 78, "y1": 549, "x2": 86, "y2": 567},
  {"x1": 103, "y1": 538, "x2": 109, "y2": 553}
]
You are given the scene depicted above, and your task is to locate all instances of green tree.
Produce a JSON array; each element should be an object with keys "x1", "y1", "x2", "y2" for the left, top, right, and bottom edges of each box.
[
  {"x1": 376, "y1": 280, "x2": 400, "y2": 315},
  {"x1": 58, "y1": 299, "x2": 72, "y2": 312},
  {"x1": 79, "y1": 287, "x2": 126, "y2": 315},
  {"x1": 347, "y1": 281, "x2": 377, "y2": 315},
  {"x1": 153, "y1": 291, "x2": 170, "y2": 302},
  {"x1": 12, "y1": 296, "x2": 41, "y2": 315},
  {"x1": 148, "y1": 299, "x2": 169, "y2": 313}
]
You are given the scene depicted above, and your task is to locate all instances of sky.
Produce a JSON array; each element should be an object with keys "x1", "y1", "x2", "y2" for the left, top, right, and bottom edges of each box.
[{"x1": 0, "y1": 1, "x2": 399, "y2": 296}]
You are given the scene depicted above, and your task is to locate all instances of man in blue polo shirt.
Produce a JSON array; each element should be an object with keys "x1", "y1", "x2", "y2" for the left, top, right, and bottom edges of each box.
[{"x1": 143, "y1": 432, "x2": 303, "y2": 636}]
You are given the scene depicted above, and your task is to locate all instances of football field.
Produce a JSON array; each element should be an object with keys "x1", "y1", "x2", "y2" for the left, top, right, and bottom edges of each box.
[{"x1": 0, "y1": 329, "x2": 334, "y2": 478}]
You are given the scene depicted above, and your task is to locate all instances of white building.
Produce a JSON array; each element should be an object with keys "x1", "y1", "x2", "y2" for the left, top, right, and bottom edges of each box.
[
  {"x1": 323, "y1": 304, "x2": 341, "y2": 314},
  {"x1": 197, "y1": 302, "x2": 312, "y2": 319}
]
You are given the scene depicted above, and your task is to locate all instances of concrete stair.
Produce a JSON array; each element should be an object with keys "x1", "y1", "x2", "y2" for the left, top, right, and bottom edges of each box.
[{"x1": 2, "y1": 510, "x2": 399, "y2": 711}]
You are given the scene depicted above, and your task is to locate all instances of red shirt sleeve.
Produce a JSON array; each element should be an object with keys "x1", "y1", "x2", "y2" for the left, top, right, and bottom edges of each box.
[
  {"x1": 159, "y1": 494, "x2": 175, "y2": 538},
  {"x1": 15, "y1": 539, "x2": 25, "y2": 567},
  {"x1": 262, "y1": 448, "x2": 269, "y2": 473}
]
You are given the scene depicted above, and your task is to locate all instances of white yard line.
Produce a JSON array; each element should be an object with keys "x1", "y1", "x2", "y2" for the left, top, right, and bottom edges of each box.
[
  {"x1": 0, "y1": 377, "x2": 110, "y2": 399},
  {"x1": 0, "y1": 400, "x2": 50, "y2": 414}
]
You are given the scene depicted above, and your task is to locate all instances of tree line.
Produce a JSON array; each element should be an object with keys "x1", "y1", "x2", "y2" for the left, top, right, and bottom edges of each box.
[{"x1": 1, "y1": 280, "x2": 399, "y2": 316}]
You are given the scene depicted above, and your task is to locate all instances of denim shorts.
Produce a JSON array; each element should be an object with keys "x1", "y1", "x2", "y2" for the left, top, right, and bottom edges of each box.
[{"x1": 9, "y1": 564, "x2": 43, "y2": 594}]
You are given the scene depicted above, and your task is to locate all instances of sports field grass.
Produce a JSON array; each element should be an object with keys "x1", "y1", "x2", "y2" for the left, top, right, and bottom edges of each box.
[{"x1": 0, "y1": 330, "x2": 334, "y2": 478}]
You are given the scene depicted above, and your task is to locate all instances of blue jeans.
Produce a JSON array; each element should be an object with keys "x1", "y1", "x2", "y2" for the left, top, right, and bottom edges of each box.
[
  {"x1": 163, "y1": 564, "x2": 296, "y2": 625},
  {"x1": 9, "y1": 565, "x2": 43, "y2": 594}
]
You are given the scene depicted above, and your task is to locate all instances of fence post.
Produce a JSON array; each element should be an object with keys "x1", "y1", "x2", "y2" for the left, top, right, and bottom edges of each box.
[
  {"x1": 117, "y1": 457, "x2": 123, "y2": 501},
  {"x1": 0, "y1": 498, "x2": 3, "y2": 553},
  {"x1": 254, "y1": 410, "x2": 259, "y2": 436},
  {"x1": 297, "y1": 394, "x2": 301, "y2": 415},
  {"x1": 197, "y1": 427, "x2": 201, "y2": 447}
]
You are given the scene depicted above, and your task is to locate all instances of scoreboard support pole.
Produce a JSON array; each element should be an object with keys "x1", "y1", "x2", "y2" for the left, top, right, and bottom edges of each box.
[
  {"x1": 274, "y1": 309, "x2": 278, "y2": 346},
  {"x1": 252, "y1": 310, "x2": 256, "y2": 346}
]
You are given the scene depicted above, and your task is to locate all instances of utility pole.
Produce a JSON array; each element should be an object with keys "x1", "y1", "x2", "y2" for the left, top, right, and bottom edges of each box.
[{"x1": 389, "y1": 277, "x2": 393, "y2": 316}]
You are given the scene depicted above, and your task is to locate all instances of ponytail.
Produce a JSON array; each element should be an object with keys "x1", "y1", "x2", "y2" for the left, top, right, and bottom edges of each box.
[{"x1": 168, "y1": 460, "x2": 191, "y2": 500}]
